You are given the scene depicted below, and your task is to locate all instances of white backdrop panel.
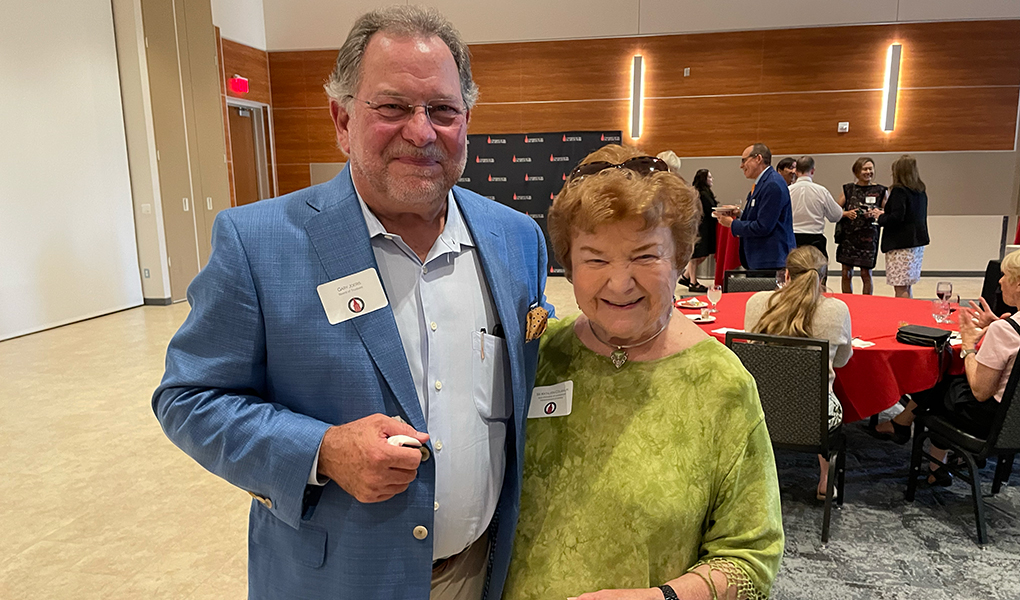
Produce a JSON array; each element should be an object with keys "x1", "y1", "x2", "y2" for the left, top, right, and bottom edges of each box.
[{"x1": 0, "y1": 0, "x2": 141, "y2": 340}]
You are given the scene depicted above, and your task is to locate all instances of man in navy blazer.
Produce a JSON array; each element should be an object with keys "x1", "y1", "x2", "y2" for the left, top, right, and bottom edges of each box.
[
  {"x1": 716, "y1": 143, "x2": 796, "y2": 270},
  {"x1": 153, "y1": 6, "x2": 548, "y2": 600}
]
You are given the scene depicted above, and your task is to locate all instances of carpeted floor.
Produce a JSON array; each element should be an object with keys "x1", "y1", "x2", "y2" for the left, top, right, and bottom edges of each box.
[{"x1": 769, "y1": 406, "x2": 1020, "y2": 600}]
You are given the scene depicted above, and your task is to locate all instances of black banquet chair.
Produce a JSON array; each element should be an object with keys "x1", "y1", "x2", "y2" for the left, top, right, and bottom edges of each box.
[
  {"x1": 722, "y1": 269, "x2": 777, "y2": 293},
  {"x1": 725, "y1": 331, "x2": 845, "y2": 543},
  {"x1": 905, "y1": 359, "x2": 1020, "y2": 545}
]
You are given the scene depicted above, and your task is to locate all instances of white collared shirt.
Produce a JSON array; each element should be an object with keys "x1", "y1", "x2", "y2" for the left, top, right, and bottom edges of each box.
[
  {"x1": 789, "y1": 176, "x2": 843, "y2": 234},
  {"x1": 357, "y1": 188, "x2": 506, "y2": 561}
]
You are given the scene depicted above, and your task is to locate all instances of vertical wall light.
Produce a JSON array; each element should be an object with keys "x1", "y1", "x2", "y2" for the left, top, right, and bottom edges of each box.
[
  {"x1": 880, "y1": 43, "x2": 902, "y2": 132},
  {"x1": 630, "y1": 55, "x2": 644, "y2": 139}
]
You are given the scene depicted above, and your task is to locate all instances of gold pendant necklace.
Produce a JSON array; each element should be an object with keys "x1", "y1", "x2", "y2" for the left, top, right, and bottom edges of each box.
[{"x1": 588, "y1": 309, "x2": 673, "y2": 369}]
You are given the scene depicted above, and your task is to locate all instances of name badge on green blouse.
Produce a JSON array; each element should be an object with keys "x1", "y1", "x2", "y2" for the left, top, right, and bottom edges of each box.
[{"x1": 528, "y1": 381, "x2": 573, "y2": 418}]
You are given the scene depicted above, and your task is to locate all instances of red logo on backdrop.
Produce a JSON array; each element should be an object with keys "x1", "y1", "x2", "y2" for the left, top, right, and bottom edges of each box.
[
  {"x1": 348, "y1": 298, "x2": 365, "y2": 313},
  {"x1": 562, "y1": 134, "x2": 567, "y2": 142},
  {"x1": 562, "y1": 173, "x2": 567, "y2": 180},
  {"x1": 487, "y1": 136, "x2": 491, "y2": 143},
  {"x1": 544, "y1": 402, "x2": 557, "y2": 415},
  {"x1": 550, "y1": 193, "x2": 555, "y2": 200}
]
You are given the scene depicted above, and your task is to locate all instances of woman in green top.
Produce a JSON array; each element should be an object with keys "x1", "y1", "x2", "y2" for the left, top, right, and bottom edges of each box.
[{"x1": 503, "y1": 145, "x2": 784, "y2": 600}]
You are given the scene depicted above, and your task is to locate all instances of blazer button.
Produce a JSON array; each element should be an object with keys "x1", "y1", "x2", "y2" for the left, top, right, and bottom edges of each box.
[
  {"x1": 420, "y1": 446, "x2": 431, "y2": 461},
  {"x1": 413, "y1": 525, "x2": 429, "y2": 540}
]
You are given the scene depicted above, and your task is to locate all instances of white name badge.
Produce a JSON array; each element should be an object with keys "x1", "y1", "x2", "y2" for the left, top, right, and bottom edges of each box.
[
  {"x1": 316, "y1": 268, "x2": 389, "y2": 325},
  {"x1": 750, "y1": 199, "x2": 756, "y2": 208},
  {"x1": 528, "y1": 381, "x2": 573, "y2": 418},
  {"x1": 865, "y1": 196, "x2": 878, "y2": 205}
]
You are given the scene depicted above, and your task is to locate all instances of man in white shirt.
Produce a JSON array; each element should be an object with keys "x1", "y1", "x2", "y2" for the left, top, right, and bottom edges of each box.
[{"x1": 790, "y1": 156, "x2": 843, "y2": 262}]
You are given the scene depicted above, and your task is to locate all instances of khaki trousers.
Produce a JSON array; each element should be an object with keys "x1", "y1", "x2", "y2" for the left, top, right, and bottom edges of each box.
[{"x1": 430, "y1": 531, "x2": 490, "y2": 600}]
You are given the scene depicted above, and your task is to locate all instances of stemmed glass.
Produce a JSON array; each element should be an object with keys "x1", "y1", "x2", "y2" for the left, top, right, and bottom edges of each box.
[
  {"x1": 707, "y1": 285, "x2": 723, "y2": 313},
  {"x1": 936, "y1": 281, "x2": 953, "y2": 301},
  {"x1": 776, "y1": 269, "x2": 787, "y2": 290}
]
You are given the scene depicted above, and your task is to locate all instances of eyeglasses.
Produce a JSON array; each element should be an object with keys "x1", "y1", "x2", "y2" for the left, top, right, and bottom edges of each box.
[
  {"x1": 347, "y1": 96, "x2": 467, "y2": 128},
  {"x1": 567, "y1": 156, "x2": 670, "y2": 182},
  {"x1": 740, "y1": 153, "x2": 761, "y2": 165}
]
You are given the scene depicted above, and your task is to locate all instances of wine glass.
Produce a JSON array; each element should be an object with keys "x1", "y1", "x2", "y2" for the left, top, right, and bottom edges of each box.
[
  {"x1": 775, "y1": 269, "x2": 787, "y2": 290},
  {"x1": 707, "y1": 285, "x2": 723, "y2": 313},
  {"x1": 936, "y1": 281, "x2": 953, "y2": 301},
  {"x1": 931, "y1": 300, "x2": 948, "y2": 324}
]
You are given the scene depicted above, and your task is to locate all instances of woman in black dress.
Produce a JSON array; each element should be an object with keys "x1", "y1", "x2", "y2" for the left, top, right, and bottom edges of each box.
[
  {"x1": 679, "y1": 168, "x2": 717, "y2": 293},
  {"x1": 835, "y1": 157, "x2": 888, "y2": 294}
]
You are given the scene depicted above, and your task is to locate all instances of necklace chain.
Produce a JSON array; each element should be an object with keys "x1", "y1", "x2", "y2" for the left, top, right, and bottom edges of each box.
[{"x1": 588, "y1": 309, "x2": 673, "y2": 369}]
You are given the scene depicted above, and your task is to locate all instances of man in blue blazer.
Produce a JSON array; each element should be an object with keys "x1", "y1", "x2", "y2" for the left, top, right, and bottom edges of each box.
[
  {"x1": 153, "y1": 6, "x2": 549, "y2": 600},
  {"x1": 717, "y1": 143, "x2": 796, "y2": 270}
]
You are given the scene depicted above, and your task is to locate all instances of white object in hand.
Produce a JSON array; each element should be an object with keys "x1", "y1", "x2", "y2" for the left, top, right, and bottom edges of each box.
[{"x1": 386, "y1": 434, "x2": 422, "y2": 448}]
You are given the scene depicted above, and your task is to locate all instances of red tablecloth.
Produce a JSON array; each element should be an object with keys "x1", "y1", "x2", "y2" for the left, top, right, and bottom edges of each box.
[
  {"x1": 713, "y1": 223, "x2": 742, "y2": 286},
  {"x1": 683, "y1": 292, "x2": 962, "y2": 423}
]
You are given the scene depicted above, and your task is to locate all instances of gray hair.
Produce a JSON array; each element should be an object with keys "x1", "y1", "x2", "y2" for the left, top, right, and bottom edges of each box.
[
  {"x1": 750, "y1": 142, "x2": 772, "y2": 166},
  {"x1": 324, "y1": 5, "x2": 479, "y2": 109}
]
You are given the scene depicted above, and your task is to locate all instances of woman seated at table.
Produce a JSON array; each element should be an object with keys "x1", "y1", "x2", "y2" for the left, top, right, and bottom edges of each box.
[
  {"x1": 744, "y1": 246, "x2": 852, "y2": 500},
  {"x1": 503, "y1": 145, "x2": 784, "y2": 600},
  {"x1": 873, "y1": 251, "x2": 1020, "y2": 484}
]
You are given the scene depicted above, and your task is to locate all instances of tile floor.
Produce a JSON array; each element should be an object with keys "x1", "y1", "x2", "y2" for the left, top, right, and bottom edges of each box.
[{"x1": 0, "y1": 276, "x2": 987, "y2": 598}]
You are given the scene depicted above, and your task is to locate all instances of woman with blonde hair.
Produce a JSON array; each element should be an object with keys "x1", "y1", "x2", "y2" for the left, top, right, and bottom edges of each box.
[
  {"x1": 504, "y1": 144, "x2": 783, "y2": 600},
  {"x1": 744, "y1": 245, "x2": 853, "y2": 499},
  {"x1": 875, "y1": 155, "x2": 930, "y2": 298}
]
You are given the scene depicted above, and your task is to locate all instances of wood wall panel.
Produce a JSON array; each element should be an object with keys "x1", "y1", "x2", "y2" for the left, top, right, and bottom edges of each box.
[
  {"x1": 894, "y1": 21, "x2": 1020, "y2": 88},
  {"x1": 222, "y1": 38, "x2": 272, "y2": 105},
  {"x1": 888, "y1": 86, "x2": 1020, "y2": 151},
  {"x1": 640, "y1": 95, "x2": 763, "y2": 157},
  {"x1": 306, "y1": 108, "x2": 346, "y2": 163},
  {"x1": 268, "y1": 20, "x2": 1020, "y2": 195},
  {"x1": 642, "y1": 31, "x2": 765, "y2": 97},
  {"x1": 760, "y1": 26, "x2": 892, "y2": 92},
  {"x1": 470, "y1": 44, "x2": 523, "y2": 104},
  {"x1": 272, "y1": 108, "x2": 310, "y2": 165},
  {"x1": 276, "y1": 164, "x2": 310, "y2": 196}
]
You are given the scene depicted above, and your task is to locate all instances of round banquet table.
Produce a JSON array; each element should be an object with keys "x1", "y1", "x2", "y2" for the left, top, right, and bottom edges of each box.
[{"x1": 682, "y1": 292, "x2": 963, "y2": 423}]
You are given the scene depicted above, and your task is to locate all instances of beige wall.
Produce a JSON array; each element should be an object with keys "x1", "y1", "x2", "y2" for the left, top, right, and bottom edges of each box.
[
  {"x1": 211, "y1": 0, "x2": 266, "y2": 49},
  {"x1": 262, "y1": 0, "x2": 1020, "y2": 49}
]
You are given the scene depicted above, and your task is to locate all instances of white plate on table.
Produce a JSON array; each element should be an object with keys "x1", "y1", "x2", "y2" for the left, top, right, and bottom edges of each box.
[
  {"x1": 685, "y1": 314, "x2": 716, "y2": 324},
  {"x1": 676, "y1": 299, "x2": 709, "y2": 309}
]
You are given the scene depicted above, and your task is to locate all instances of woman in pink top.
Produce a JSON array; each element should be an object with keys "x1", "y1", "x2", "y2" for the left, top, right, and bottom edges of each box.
[{"x1": 873, "y1": 250, "x2": 1020, "y2": 484}]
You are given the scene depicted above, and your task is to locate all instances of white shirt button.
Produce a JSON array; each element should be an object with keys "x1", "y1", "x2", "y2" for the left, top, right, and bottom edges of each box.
[
  {"x1": 434, "y1": 501, "x2": 439, "y2": 511},
  {"x1": 423, "y1": 266, "x2": 429, "y2": 274},
  {"x1": 413, "y1": 525, "x2": 429, "y2": 540},
  {"x1": 435, "y1": 440, "x2": 443, "y2": 451},
  {"x1": 430, "y1": 321, "x2": 437, "y2": 331},
  {"x1": 434, "y1": 380, "x2": 442, "y2": 391},
  {"x1": 384, "y1": 235, "x2": 393, "y2": 241}
]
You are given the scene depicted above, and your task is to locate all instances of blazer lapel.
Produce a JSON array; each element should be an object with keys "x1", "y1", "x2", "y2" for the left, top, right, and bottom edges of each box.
[{"x1": 303, "y1": 170, "x2": 425, "y2": 431}]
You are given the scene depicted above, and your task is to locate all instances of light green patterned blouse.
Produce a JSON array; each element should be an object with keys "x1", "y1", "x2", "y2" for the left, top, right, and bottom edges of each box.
[{"x1": 503, "y1": 315, "x2": 784, "y2": 600}]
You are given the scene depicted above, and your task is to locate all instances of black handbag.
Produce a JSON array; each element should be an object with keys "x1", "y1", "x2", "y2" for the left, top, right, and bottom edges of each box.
[
  {"x1": 896, "y1": 324, "x2": 951, "y2": 349},
  {"x1": 834, "y1": 218, "x2": 848, "y2": 244}
]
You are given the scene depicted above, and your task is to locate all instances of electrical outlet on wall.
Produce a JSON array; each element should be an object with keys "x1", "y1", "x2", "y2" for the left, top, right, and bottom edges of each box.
[
  {"x1": 143, "y1": 268, "x2": 150, "y2": 278},
  {"x1": 683, "y1": 67, "x2": 690, "y2": 77},
  {"x1": 837, "y1": 122, "x2": 850, "y2": 133}
]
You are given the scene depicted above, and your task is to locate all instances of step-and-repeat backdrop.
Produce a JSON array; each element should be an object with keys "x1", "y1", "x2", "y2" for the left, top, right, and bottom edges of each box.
[{"x1": 460, "y1": 130, "x2": 623, "y2": 275}]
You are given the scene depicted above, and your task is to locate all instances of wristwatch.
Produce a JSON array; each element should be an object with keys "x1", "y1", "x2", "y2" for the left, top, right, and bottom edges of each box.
[{"x1": 960, "y1": 347, "x2": 977, "y2": 359}]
